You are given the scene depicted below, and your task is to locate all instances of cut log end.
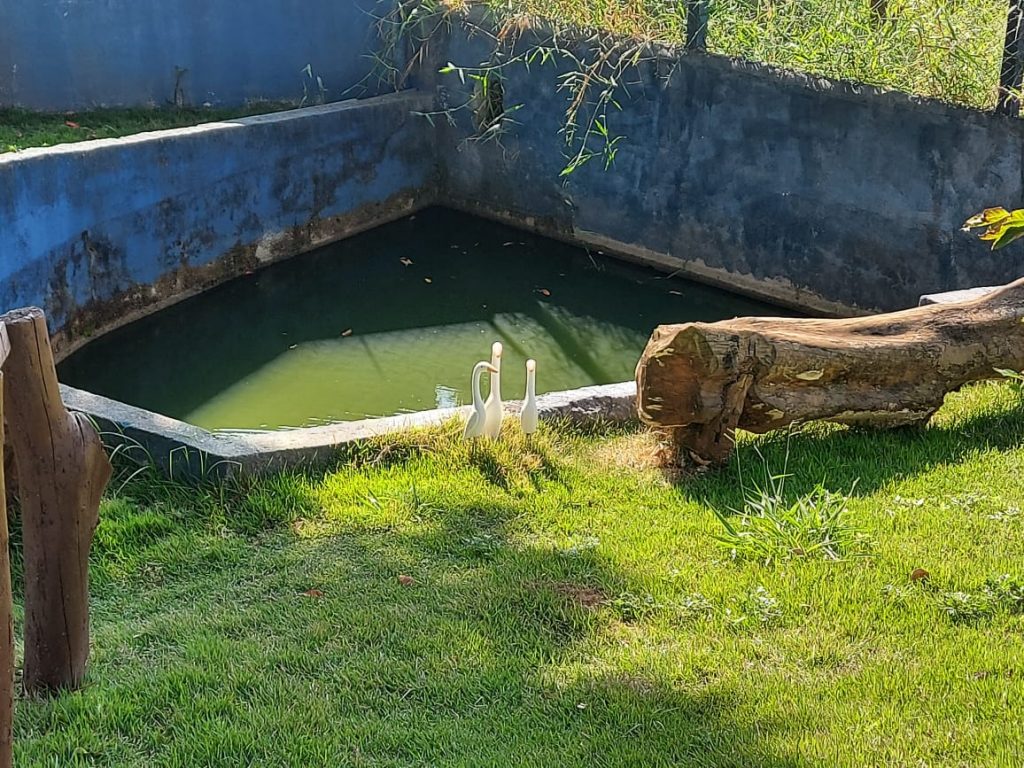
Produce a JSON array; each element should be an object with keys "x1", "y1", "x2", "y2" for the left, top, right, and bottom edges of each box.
[{"x1": 636, "y1": 277, "x2": 1024, "y2": 467}]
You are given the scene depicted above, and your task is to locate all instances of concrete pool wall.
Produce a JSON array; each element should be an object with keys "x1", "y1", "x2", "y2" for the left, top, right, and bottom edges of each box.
[
  {"x1": 438, "y1": 16, "x2": 1024, "y2": 314},
  {"x1": 0, "y1": 93, "x2": 438, "y2": 356},
  {"x1": 0, "y1": 0, "x2": 386, "y2": 110},
  {"x1": 4, "y1": 11, "x2": 1024, "y2": 472}
]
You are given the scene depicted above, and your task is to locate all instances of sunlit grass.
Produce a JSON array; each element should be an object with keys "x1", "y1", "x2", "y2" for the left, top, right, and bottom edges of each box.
[
  {"x1": 11, "y1": 381, "x2": 1024, "y2": 765},
  {"x1": 708, "y1": 0, "x2": 1006, "y2": 109},
  {"x1": 0, "y1": 104, "x2": 293, "y2": 154},
  {"x1": 486, "y1": 0, "x2": 1007, "y2": 109}
]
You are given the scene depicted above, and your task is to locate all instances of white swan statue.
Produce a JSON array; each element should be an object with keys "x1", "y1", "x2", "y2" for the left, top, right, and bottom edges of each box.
[
  {"x1": 521, "y1": 359, "x2": 538, "y2": 435},
  {"x1": 483, "y1": 341, "x2": 503, "y2": 440},
  {"x1": 464, "y1": 361, "x2": 499, "y2": 439}
]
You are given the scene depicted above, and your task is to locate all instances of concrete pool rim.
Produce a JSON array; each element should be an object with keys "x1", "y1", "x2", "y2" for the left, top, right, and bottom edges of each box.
[
  {"x1": 63, "y1": 380, "x2": 639, "y2": 477},
  {"x1": 59, "y1": 281, "x2": 984, "y2": 477}
]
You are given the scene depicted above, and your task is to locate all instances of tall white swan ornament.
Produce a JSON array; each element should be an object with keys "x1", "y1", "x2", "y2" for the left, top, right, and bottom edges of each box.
[
  {"x1": 464, "y1": 361, "x2": 499, "y2": 440},
  {"x1": 521, "y1": 359, "x2": 538, "y2": 435},
  {"x1": 483, "y1": 341, "x2": 503, "y2": 440}
]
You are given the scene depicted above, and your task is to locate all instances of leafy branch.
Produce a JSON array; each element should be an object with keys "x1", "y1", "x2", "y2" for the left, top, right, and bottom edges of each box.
[
  {"x1": 368, "y1": 0, "x2": 673, "y2": 177},
  {"x1": 962, "y1": 207, "x2": 1024, "y2": 250}
]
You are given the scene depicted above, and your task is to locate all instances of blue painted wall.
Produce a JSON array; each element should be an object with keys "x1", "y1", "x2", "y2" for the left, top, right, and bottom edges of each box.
[
  {"x1": 0, "y1": 0, "x2": 386, "y2": 110},
  {"x1": 0, "y1": 93, "x2": 437, "y2": 345},
  {"x1": 438, "y1": 21, "x2": 1024, "y2": 313}
]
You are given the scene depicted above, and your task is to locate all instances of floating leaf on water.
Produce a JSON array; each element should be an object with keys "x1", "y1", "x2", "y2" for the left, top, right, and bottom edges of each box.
[
  {"x1": 399, "y1": 257, "x2": 413, "y2": 266},
  {"x1": 424, "y1": 277, "x2": 433, "y2": 284},
  {"x1": 341, "y1": 329, "x2": 353, "y2": 337},
  {"x1": 538, "y1": 288, "x2": 551, "y2": 296}
]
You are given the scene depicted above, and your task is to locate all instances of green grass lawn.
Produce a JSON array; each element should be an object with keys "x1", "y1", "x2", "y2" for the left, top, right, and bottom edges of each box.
[
  {"x1": 0, "y1": 104, "x2": 293, "y2": 154},
  {"x1": 12, "y1": 381, "x2": 1024, "y2": 766},
  {"x1": 496, "y1": 0, "x2": 1007, "y2": 110}
]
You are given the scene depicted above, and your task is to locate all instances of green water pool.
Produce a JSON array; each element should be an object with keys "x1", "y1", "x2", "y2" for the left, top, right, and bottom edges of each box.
[{"x1": 58, "y1": 208, "x2": 788, "y2": 431}]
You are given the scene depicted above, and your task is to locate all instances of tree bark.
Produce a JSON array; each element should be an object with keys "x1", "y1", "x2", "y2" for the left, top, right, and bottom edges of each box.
[
  {"x1": 636, "y1": 277, "x2": 1024, "y2": 466},
  {"x1": 0, "y1": 325, "x2": 13, "y2": 768},
  {"x1": 1, "y1": 308, "x2": 111, "y2": 693}
]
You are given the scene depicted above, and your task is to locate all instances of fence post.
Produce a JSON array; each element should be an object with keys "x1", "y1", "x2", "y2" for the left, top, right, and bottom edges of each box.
[
  {"x1": 1, "y1": 308, "x2": 111, "y2": 693},
  {"x1": 0, "y1": 324, "x2": 12, "y2": 768},
  {"x1": 686, "y1": 0, "x2": 709, "y2": 52},
  {"x1": 999, "y1": 0, "x2": 1024, "y2": 116}
]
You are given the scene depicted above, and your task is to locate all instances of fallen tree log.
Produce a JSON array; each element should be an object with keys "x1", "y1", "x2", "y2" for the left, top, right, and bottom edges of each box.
[
  {"x1": 1, "y1": 308, "x2": 111, "y2": 693},
  {"x1": 636, "y1": 276, "x2": 1024, "y2": 466}
]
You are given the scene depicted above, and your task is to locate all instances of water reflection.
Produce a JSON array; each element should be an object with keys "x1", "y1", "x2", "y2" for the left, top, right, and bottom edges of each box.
[{"x1": 59, "y1": 208, "x2": 789, "y2": 430}]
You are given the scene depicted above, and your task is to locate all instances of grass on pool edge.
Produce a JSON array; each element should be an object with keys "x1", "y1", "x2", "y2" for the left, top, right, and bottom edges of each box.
[
  {"x1": 0, "y1": 103, "x2": 295, "y2": 154},
  {"x1": 10, "y1": 380, "x2": 1024, "y2": 766}
]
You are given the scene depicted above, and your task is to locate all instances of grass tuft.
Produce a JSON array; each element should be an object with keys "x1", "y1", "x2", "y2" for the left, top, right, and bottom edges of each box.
[{"x1": 713, "y1": 481, "x2": 869, "y2": 565}]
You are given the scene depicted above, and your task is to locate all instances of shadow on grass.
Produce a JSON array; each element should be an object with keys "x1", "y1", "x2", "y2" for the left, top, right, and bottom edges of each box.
[
  {"x1": 681, "y1": 387, "x2": 1024, "y2": 510},
  {"x1": 15, "y1": 436, "x2": 809, "y2": 767}
]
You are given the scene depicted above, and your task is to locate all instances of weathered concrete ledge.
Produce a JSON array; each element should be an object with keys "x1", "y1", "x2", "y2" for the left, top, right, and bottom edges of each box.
[
  {"x1": 62, "y1": 381, "x2": 638, "y2": 477},
  {"x1": 919, "y1": 286, "x2": 1000, "y2": 306},
  {"x1": 0, "y1": 0, "x2": 384, "y2": 110},
  {"x1": 1, "y1": 92, "x2": 439, "y2": 357}
]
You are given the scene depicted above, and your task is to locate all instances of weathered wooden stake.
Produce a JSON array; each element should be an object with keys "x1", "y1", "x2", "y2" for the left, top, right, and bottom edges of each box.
[
  {"x1": 999, "y1": 0, "x2": 1024, "y2": 116},
  {"x1": 0, "y1": 325, "x2": 13, "y2": 768},
  {"x1": 1, "y1": 308, "x2": 111, "y2": 693}
]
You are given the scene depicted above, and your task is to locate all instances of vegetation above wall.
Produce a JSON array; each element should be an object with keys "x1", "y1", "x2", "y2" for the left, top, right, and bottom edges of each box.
[
  {"x1": 478, "y1": 0, "x2": 1005, "y2": 109},
  {"x1": 374, "y1": 0, "x2": 1012, "y2": 179},
  {"x1": 0, "y1": 104, "x2": 294, "y2": 154}
]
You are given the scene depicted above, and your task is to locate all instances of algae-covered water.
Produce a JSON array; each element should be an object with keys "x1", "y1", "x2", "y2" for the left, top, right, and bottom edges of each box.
[{"x1": 59, "y1": 208, "x2": 787, "y2": 431}]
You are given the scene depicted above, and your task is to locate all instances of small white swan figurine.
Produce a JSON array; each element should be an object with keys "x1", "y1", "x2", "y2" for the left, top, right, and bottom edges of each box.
[
  {"x1": 521, "y1": 359, "x2": 538, "y2": 435},
  {"x1": 483, "y1": 341, "x2": 503, "y2": 440},
  {"x1": 464, "y1": 361, "x2": 499, "y2": 440}
]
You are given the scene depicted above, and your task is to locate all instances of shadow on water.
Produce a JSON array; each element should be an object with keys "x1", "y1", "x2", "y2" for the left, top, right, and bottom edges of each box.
[{"x1": 57, "y1": 207, "x2": 789, "y2": 430}]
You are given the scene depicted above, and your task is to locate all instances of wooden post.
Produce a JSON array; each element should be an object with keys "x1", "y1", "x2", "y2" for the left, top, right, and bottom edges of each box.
[
  {"x1": 999, "y1": 0, "x2": 1024, "y2": 116},
  {"x1": 686, "y1": 0, "x2": 709, "y2": 52},
  {"x1": 1, "y1": 308, "x2": 111, "y2": 693},
  {"x1": 0, "y1": 325, "x2": 13, "y2": 768}
]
